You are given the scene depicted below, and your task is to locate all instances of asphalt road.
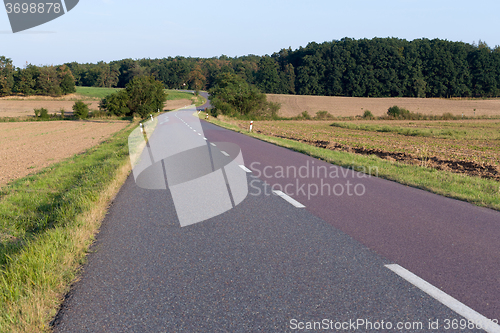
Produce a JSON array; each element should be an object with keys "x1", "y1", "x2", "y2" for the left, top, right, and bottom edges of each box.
[{"x1": 53, "y1": 108, "x2": 500, "y2": 332}]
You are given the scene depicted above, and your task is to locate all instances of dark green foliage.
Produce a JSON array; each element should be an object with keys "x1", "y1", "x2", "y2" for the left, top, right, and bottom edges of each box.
[
  {"x1": 0, "y1": 56, "x2": 15, "y2": 97},
  {"x1": 387, "y1": 105, "x2": 410, "y2": 118},
  {"x1": 34, "y1": 107, "x2": 49, "y2": 120},
  {"x1": 72, "y1": 101, "x2": 89, "y2": 119},
  {"x1": 362, "y1": 110, "x2": 374, "y2": 119},
  {"x1": 125, "y1": 75, "x2": 167, "y2": 118},
  {"x1": 5, "y1": 37, "x2": 500, "y2": 99},
  {"x1": 208, "y1": 72, "x2": 280, "y2": 119},
  {"x1": 98, "y1": 75, "x2": 166, "y2": 118},
  {"x1": 99, "y1": 90, "x2": 130, "y2": 116}
]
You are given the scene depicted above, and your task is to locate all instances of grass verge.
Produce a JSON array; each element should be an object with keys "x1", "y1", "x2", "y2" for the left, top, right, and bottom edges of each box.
[
  {"x1": 202, "y1": 115, "x2": 500, "y2": 211},
  {"x1": 0, "y1": 121, "x2": 137, "y2": 332},
  {"x1": 75, "y1": 86, "x2": 122, "y2": 99}
]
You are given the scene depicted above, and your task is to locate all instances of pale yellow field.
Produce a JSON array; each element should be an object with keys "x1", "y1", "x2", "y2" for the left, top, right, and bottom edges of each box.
[{"x1": 267, "y1": 94, "x2": 500, "y2": 118}]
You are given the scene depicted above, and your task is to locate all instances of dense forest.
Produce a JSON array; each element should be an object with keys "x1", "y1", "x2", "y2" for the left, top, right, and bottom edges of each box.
[
  {"x1": 2, "y1": 37, "x2": 500, "y2": 98},
  {"x1": 0, "y1": 56, "x2": 76, "y2": 97}
]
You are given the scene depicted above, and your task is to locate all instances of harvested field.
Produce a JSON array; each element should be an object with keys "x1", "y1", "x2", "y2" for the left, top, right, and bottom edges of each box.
[
  {"x1": 0, "y1": 120, "x2": 128, "y2": 186},
  {"x1": 0, "y1": 100, "x2": 100, "y2": 118},
  {"x1": 267, "y1": 94, "x2": 500, "y2": 118},
  {"x1": 226, "y1": 118, "x2": 500, "y2": 180},
  {"x1": 165, "y1": 99, "x2": 193, "y2": 110}
]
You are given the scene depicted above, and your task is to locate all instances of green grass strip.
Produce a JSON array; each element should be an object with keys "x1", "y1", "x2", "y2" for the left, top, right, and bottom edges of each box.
[
  {"x1": 75, "y1": 86, "x2": 123, "y2": 99},
  {"x1": 0, "y1": 121, "x2": 136, "y2": 332},
  {"x1": 205, "y1": 116, "x2": 500, "y2": 211}
]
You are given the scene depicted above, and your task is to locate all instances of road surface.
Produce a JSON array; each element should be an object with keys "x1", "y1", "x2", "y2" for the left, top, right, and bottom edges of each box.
[{"x1": 53, "y1": 107, "x2": 500, "y2": 332}]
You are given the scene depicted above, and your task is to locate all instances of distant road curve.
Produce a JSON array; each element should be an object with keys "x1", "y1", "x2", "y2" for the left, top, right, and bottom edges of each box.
[{"x1": 176, "y1": 90, "x2": 211, "y2": 110}]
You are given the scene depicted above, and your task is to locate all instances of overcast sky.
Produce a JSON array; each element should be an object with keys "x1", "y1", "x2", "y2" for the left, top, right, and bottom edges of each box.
[{"x1": 1, "y1": 0, "x2": 499, "y2": 68}]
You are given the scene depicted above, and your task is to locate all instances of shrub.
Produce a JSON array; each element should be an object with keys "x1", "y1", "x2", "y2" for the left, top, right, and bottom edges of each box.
[
  {"x1": 387, "y1": 105, "x2": 410, "y2": 118},
  {"x1": 314, "y1": 111, "x2": 334, "y2": 120},
  {"x1": 34, "y1": 107, "x2": 49, "y2": 120},
  {"x1": 301, "y1": 111, "x2": 312, "y2": 120},
  {"x1": 99, "y1": 90, "x2": 130, "y2": 116},
  {"x1": 362, "y1": 110, "x2": 374, "y2": 119},
  {"x1": 441, "y1": 112, "x2": 457, "y2": 120},
  {"x1": 72, "y1": 101, "x2": 89, "y2": 119}
]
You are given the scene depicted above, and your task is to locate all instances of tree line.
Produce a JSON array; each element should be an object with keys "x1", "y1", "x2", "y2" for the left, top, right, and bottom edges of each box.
[
  {"x1": 0, "y1": 56, "x2": 76, "y2": 97},
  {"x1": 2, "y1": 37, "x2": 500, "y2": 98}
]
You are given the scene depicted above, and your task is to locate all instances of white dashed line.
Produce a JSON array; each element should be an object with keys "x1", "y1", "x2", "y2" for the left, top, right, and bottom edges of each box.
[
  {"x1": 239, "y1": 165, "x2": 252, "y2": 173},
  {"x1": 385, "y1": 264, "x2": 500, "y2": 333},
  {"x1": 210, "y1": 143, "x2": 216, "y2": 147},
  {"x1": 220, "y1": 151, "x2": 229, "y2": 157},
  {"x1": 272, "y1": 191, "x2": 305, "y2": 208},
  {"x1": 198, "y1": 133, "x2": 202, "y2": 136},
  {"x1": 204, "y1": 138, "x2": 208, "y2": 140}
]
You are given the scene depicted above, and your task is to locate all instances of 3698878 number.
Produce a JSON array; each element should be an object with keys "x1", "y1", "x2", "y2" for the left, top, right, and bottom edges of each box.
[{"x1": 5, "y1": 3, "x2": 61, "y2": 14}]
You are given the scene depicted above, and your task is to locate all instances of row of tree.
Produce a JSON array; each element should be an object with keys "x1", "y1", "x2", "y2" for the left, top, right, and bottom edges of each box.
[
  {"x1": 63, "y1": 38, "x2": 500, "y2": 98},
  {"x1": 0, "y1": 56, "x2": 76, "y2": 97},
  {"x1": 3, "y1": 37, "x2": 500, "y2": 98}
]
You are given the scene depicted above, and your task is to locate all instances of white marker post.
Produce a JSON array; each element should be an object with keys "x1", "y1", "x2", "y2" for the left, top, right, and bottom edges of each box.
[
  {"x1": 150, "y1": 114, "x2": 154, "y2": 121},
  {"x1": 205, "y1": 113, "x2": 209, "y2": 120},
  {"x1": 249, "y1": 121, "x2": 253, "y2": 132},
  {"x1": 140, "y1": 123, "x2": 143, "y2": 133}
]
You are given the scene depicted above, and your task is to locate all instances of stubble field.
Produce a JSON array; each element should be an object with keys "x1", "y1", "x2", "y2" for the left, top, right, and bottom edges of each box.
[
  {"x1": 0, "y1": 120, "x2": 128, "y2": 187},
  {"x1": 224, "y1": 118, "x2": 500, "y2": 181},
  {"x1": 267, "y1": 94, "x2": 500, "y2": 118}
]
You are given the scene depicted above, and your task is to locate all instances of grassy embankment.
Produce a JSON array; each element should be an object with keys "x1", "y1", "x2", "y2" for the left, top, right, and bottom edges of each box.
[
  {"x1": 0, "y1": 120, "x2": 138, "y2": 332},
  {"x1": 201, "y1": 115, "x2": 500, "y2": 211}
]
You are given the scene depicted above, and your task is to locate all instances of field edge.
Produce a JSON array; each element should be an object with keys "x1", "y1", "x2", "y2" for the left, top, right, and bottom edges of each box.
[
  {"x1": 0, "y1": 121, "x2": 138, "y2": 332},
  {"x1": 201, "y1": 115, "x2": 500, "y2": 211}
]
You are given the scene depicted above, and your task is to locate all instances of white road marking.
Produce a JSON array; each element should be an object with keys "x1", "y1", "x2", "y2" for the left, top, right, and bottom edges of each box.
[
  {"x1": 210, "y1": 143, "x2": 216, "y2": 147},
  {"x1": 204, "y1": 138, "x2": 208, "y2": 140},
  {"x1": 272, "y1": 190, "x2": 305, "y2": 208},
  {"x1": 239, "y1": 165, "x2": 252, "y2": 173},
  {"x1": 385, "y1": 264, "x2": 500, "y2": 333},
  {"x1": 221, "y1": 151, "x2": 229, "y2": 157},
  {"x1": 198, "y1": 133, "x2": 202, "y2": 136}
]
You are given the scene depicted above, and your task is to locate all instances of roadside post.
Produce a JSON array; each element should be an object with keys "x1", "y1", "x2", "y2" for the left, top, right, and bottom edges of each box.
[{"x1": 249, "y1": 121, "x2": 253, "y2": 132}]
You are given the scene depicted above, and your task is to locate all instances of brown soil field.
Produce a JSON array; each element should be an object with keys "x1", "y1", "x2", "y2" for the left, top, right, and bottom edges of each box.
[
  {"x1": 164, "y1": 99, "x2": 193, "y2": 110},
  {"x1": 267, "y1": 94, "x2": 500, "y2": 118},
  {"x1": 224, "y1": 118, "x2": 500, "y2": 180},
  {"x1": 0, "y1": 120, "x2": 128, "y2": 187},
  {"x1": 0, "y1": 100, "x2": 100, "y2": 118}
]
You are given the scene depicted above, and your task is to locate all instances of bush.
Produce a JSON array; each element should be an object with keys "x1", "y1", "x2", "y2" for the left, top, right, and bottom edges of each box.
[
  {"x1": 99, "y1": 90, "x2": 130, "y2": 116},
  {"x1": 208, "y1": 72, "x2": 280, "y2": 119},
  {"x1": 387, "y1": 105, "x2": 410, "y2": 118},
  {"x1": 34, "y1": 107, "x2": 49, "y2": 120},
  {"x1": 301, "y1": 111, "x2": 312, "y2": 120},
  {"x1": 362, "y1": 110, "x2": 374, "y2": 119},
  {"x1": 314, "y1": 111, "x2": 334, "y2": 120},
  {"x1": 72, "y1": 101, "x2": 89, "y2": 119}
]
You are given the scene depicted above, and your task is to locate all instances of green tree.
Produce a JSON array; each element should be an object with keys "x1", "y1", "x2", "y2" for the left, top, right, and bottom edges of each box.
[
  {"x1": 0, "y1": 56, "x2": 15, "y2": 97},
  {"x1": 35, "y1": 66, "x2": 62, "y2": 96},
  {"x1": 72, "y1": 101, "x2": 89, "y2": 119},
  {"x1": 99, "y1": 89, "x2": 130, "y2": 116},
  {"x1": 125, "y1": 75, "x2": 167, "y2": 118},
  {"x1": 209, "y1": 72, "x2": 280, "y2": 118},
  {"x1": 13, "y1": 64, "x2": 37, "y2": 95}
]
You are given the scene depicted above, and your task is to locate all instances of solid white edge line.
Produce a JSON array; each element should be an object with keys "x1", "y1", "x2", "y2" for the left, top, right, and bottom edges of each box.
[
  {"x1": 272, "y1": 190, "x2": 305, "y2": 208},
  {"x1": 210, "y1": 143, "x2": 216, "y2": 147},
  {"x1": 385, "y1": 264, "x2": 500, "y2": 333},
  {"x1": 239, "y1": 165, "x2": 252, "y2": 173},
  {"x1": 220, "y1": 151, "x2": 230, "y2": 157}
]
